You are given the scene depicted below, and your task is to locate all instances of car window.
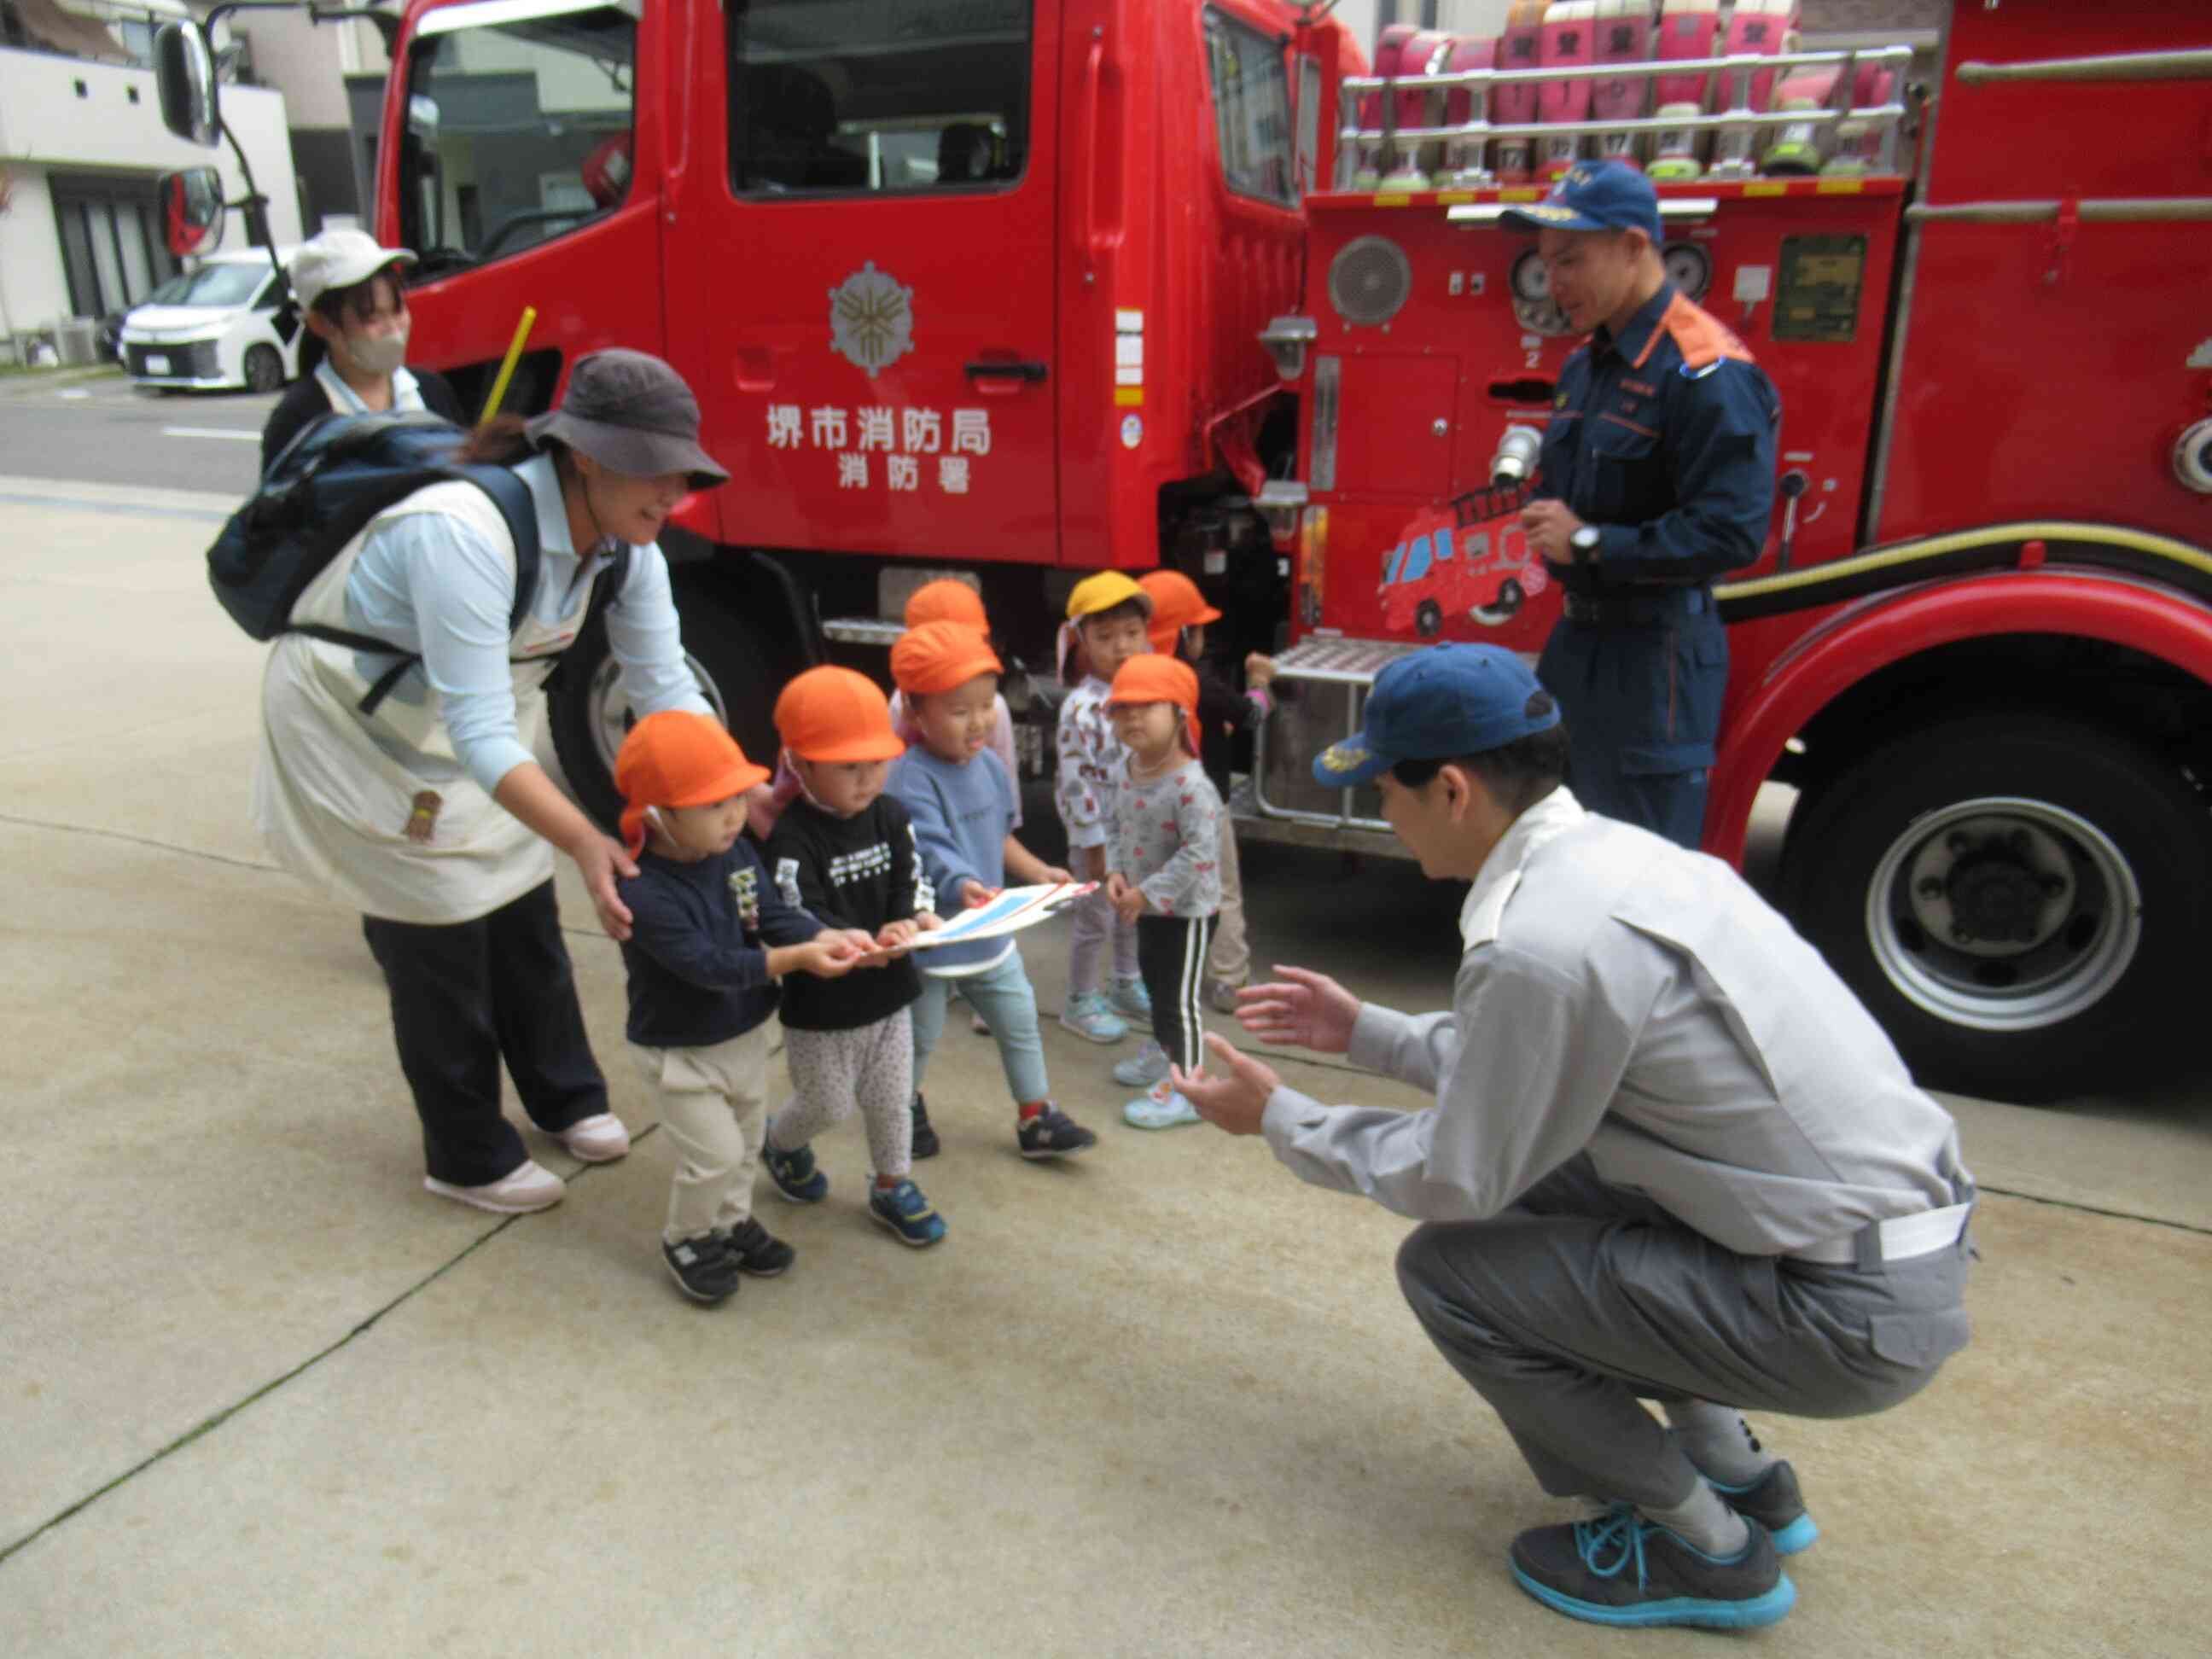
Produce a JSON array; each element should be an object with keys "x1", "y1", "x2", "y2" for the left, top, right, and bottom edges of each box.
[
  {"x1": 1403, "y1": 536, "x2": 1432, "y2": 583},
  {"x1": 177, "y1": 263, "x2": 273, "y2": 307},
  {"x1": 1434, "y1": 528, "x2": 1454, "y2": 561},
  {"x1": 1205, "y1": 8, "x2": 1294, "y2": 205},
  {"x1": 727, "y1": 0, "x2": 1032, "y2": 194},
  {"x1": 1382, "y1": 545, "x2": 1404, "y2": 585}
]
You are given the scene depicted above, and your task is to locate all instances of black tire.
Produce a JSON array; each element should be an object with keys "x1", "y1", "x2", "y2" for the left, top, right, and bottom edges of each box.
[
  {"x1": 1783, "y1": 712, "x2": 2212, "y2": 1102},
  {"x1": 243, "y1": 344, "x2": 284, "y2": 393},
  {"x1": 1416, "y1": 598, "x2": 1442, "y2": 637},
  {"x1": 547, "y1": 565, "x2": 789, "y2": 828}
]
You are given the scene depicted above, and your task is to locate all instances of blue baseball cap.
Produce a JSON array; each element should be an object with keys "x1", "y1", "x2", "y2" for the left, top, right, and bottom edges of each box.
[
  {"x1": 1313, "y1": 644, "x2": 1562, "y2": 789},
  {"x1": 1498, "y1": 160, "x2": 1662, "y2": 245}
]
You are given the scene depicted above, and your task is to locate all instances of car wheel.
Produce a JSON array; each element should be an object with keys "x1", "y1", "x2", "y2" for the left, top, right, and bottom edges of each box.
[
  {"x1": 243, "y1": 344, "x2": 284, "y2": 393},
  {"x1": 1783, "y1": 711, "x2": 2211, "y2": 1102},
  {"x1": 1416, "y1": 598, "x2": 1442, "y2": 637}
]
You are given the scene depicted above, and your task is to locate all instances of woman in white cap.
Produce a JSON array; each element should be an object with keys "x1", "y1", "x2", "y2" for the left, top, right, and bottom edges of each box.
[
  {"x1": 254, "y1": 349, "x2": 728, "y2": 1215},
  {"x1": 259, "y1": 228, "x2": 463, "y2": 470}
]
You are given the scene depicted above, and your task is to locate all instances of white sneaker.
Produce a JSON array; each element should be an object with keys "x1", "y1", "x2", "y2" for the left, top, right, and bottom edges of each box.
[
  {"x1": 556, "y1": 1113, "x2": 631, "y2": 1163},
  {"x1": 424, "y1": 1159, "x2": 566, "y2": 1214}
]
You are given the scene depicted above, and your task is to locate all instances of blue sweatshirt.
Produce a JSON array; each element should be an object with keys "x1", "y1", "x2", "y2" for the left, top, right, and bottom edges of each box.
[
  {"x1": 615, "y1": 837, "x2": 824, "y2": 1047},
  {"x1": 887, "y1": 744, "x2": 1019, "y2": 976}
]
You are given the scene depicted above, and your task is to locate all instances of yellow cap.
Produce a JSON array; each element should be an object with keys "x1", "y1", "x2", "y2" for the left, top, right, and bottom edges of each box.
[{"x1": 1064, "y1": 571, "x2": 1153, "y2": 622}]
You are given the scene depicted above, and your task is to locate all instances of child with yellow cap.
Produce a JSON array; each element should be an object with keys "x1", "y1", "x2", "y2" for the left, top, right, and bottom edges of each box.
[
  {"x1": 1102, "y1": 655, "x2": 1225, "y2": 1129},
  {"x1": 1138, "y1": 568, "x2": 1279, "y2": 1015},
  {"x1": 760, "y1": 667, "x2": 949, "y2": 1248},
  {"x1": 888, "y1": 621, "x2": 1098, "y2": 1161},
  {"x1": 613, "y1": 711, "x2": 877, "y2": 1304},
  {"x1": 1054, "y1": 572, "x2": 1155, "y2": 1044}
]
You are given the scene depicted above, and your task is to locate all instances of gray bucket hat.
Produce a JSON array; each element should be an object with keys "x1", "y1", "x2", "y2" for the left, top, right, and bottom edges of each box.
[{"x1": 526, "y1": 349, "x2": 729, "y2": 489}]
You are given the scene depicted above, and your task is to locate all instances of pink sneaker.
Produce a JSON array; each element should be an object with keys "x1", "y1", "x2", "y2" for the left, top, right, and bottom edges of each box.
[
  {"x1": 424, "y1": 1160, "x2": 566, "y2": 1214},
  {"x1": 555, "y1": 1113, "x2": 632, "y2": 1163}
]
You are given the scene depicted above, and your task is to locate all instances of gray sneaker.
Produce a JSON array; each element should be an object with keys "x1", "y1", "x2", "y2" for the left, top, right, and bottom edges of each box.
[
  {"x1": 1113, "y1": 1039, "x2": 1171, "y2": 1088},
  {"x1": 1509, "y1": 1505, "x2": 1795, "y2": 1630},
  {"x1": 1707, "y1": 1461, "x2": 1817, "y2": 1555},
  {"x1": 1059, "y1": 992, "x2": 1128, "y2": 1045}
]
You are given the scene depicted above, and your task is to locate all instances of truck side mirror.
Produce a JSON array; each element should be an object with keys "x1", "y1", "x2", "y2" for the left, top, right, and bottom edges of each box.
[
  {"x1": 154, "y1": 22, "x2": 221, "y2": 148},
  {"x1": 160, "y1": 167, "x2": 225, "y2": 258}
]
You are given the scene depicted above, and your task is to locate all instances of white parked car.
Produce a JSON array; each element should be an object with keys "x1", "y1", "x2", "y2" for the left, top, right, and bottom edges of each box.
[{"x1": 119, "y1": 247, "x2": 303, "y2": 393}]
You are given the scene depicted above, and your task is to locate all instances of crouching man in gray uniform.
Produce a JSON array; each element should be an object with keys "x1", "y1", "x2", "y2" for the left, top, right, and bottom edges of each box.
[{"x1": 1173, "y1": 643, "x2": 1974, "y2": 1633}]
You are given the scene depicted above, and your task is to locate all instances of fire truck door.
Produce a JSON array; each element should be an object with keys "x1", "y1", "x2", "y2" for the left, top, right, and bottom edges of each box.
[{"x1": 696, "y1": 1, "x2": 1062, "y2": 563}]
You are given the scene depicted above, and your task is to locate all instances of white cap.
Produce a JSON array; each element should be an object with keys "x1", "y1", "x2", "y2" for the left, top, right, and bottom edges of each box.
[{"x1": 289, "y1": 228, "x2": 416, "y2": 309}]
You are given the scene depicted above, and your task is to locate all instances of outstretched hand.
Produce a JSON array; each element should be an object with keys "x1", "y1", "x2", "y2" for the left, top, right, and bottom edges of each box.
[
  {"x1": 1234, "y1": 965, "x2": 1359, "y2": 1055},
  {"x1": 1171, "y1": 1033, "x2": 1281, "y2": 1137}
]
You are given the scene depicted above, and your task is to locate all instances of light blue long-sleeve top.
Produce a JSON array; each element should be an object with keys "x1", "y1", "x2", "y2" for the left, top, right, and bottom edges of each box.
[{"x1": 341, "y1": 452, "x2": 708, "y2": 793}]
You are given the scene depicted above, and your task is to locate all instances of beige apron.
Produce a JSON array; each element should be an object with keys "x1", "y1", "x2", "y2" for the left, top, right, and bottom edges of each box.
[{"x1": 253, "y1": 480, "x2": 594, "y2": 925}]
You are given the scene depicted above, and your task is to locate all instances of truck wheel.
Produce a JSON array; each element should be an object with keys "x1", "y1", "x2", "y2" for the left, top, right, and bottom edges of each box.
[
  {"x1": 547, "y1": 570, "x2": 784, "y2": 828},
  {"x1": 1416, "y1": 599, "x2": 1442, "y2": 637},
  {"x1": 1783, "y1": 713, "x2": 2211, "y2": 1102}
]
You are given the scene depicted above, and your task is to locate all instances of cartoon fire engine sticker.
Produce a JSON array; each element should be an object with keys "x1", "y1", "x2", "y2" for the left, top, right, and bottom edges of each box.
[
  {"x1": 1377, "y1": 495, "x2": 1547, "y2": 637},
  {"x1": 829, "y1": 261, "x2": 917, "y2": 377}
]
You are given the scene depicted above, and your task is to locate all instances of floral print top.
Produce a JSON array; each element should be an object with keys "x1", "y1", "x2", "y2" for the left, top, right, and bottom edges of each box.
[
  {"x1": 1109, "y1": 756, "x2": 1224, "y2": 917},
  {"x1": 1054, "y1": 675, "x2": 1122, "y2": 852}
]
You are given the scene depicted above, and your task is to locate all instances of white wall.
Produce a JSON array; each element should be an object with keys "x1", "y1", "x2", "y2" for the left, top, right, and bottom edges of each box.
[
  {"x1": 0, "y1": 48, "x2": 302, "y2": 324},
  {"x1": 233, "y1": 9, "x2": 353, "y2": 128}
]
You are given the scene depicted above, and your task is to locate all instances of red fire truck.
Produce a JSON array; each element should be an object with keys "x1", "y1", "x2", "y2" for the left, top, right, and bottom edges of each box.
[{"x1": 154, "y1": 0, "x2": 2210, "y2": 1100}]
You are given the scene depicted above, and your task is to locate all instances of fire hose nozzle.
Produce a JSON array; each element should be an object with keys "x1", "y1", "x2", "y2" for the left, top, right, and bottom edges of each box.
[{"x1": 1490, "y1": 424, "x2": 1543, "y2": 489}]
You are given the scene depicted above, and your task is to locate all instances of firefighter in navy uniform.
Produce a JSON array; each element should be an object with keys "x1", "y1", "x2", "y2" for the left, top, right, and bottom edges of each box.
[{"x1": 1502, "y1": 163, "x2": 1779, "y2": 849}]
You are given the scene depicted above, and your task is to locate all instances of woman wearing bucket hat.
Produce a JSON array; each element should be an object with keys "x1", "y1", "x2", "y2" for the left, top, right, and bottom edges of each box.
[
  {"x1": 253, "y1": 348, "x2": 730, "y2": 1215},
  {"x1": 260, "y1": 229, "x2": 464, "y2": 471}
]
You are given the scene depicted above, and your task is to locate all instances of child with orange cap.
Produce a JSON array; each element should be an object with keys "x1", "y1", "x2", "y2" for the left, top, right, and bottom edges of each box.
[
  {"x1": 613, "y1": 711, "x2": 877, "y2": 1305},
  {"x1": 1053, "y1": 572, "x2": 1155, "y2": 1044},
  {"x1": 760, "y1": 667, "x2": 950, "y2": 1248},
  {"x1": 888, "y1": 620, "x2": 1098, "y2": 1161},
  {"x1": 1138, "y1": 569, "x2": 1279, "y2": 1015},
  {"x1": 1103, "y1": 654, "x2": 1225, "y2": 1129}
]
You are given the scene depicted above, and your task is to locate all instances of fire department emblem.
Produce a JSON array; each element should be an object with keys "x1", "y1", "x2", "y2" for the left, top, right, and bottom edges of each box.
[{"x1": 828, "y1": 261, "x2": 916, "y2": 377}]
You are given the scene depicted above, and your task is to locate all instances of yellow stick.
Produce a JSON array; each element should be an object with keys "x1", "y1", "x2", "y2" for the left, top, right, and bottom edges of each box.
[{"x1": 476, "y1": 305, "x2": 538, "y2": 428}]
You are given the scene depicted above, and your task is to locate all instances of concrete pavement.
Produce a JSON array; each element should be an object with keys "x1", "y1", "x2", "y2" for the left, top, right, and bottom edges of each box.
[{"x1": 3, "y1": 474, "x2": 2209, "y2": 1655}]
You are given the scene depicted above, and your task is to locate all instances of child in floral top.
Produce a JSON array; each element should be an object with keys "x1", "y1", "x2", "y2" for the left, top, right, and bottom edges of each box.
[{"x1": 1103, "y1": 654, "x2": 1225, "y2": 1130}]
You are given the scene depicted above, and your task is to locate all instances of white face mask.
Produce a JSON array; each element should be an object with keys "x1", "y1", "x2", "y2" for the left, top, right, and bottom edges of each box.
[{"x1": 344, "y1": 320, "x2": 409, "y2": 377}]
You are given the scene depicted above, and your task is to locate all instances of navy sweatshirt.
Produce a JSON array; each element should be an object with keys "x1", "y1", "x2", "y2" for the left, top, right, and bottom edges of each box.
[{"x1": 615, "y1": 837, "x2": 824, "y2": 1048}]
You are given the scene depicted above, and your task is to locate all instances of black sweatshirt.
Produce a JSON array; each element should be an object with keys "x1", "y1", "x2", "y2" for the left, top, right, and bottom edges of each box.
[
  {"x1": 259, "y1": 368, "x2": 465, "y2": 472},
  {"x1": 1192, "y1": 653, "x2": 1270, "y2": 800},
  {"x1": 763, "y1": 795, "x2": 925, "y2": 1032},
  {"x1": 615, "y1": 837, "x2": 824, "y2": 1048}
]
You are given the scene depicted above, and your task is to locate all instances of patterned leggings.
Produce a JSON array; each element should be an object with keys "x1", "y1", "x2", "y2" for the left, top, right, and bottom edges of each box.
[{"x1": 768, "y1": 1010, "x2": 915, "y2": 1180}]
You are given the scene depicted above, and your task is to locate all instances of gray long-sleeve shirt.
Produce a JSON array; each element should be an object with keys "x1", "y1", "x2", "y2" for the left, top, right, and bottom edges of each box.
[{"x1": 1260, "y1": 789, "x2": 1970, "y2": 1258}]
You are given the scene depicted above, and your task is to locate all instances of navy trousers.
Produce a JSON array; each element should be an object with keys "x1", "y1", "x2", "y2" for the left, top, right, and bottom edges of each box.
[{"x1": 1536, "y1": 595, "x2": 1727, "y2": 851}]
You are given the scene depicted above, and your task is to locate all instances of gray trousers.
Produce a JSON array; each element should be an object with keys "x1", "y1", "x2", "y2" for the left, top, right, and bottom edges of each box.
[{"x1": 1395, "y1": 1153, "x2": 1972, "y2": 1511}]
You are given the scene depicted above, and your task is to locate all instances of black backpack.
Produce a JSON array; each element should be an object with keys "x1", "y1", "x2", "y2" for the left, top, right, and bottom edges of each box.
[{"x1": 209, "y1": 410, "x2": 627, "y2": 715}]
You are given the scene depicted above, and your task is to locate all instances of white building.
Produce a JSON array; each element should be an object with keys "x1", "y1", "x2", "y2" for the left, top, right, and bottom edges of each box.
[{"x1": 0, "y1": 0, "x2": 302, "y2": 353}]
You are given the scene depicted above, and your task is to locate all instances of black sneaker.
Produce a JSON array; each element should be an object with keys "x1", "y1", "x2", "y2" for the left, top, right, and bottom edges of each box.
[
  {"x1": 662, "y1": 1234, "x2": 741, "y2": 1305},
  {"x1": 910, "y1": 1093, "x2": 940, "y2": 1160},
  {"x1": 723, "y1": 1217, "x2": 795, "y2": 1278},
  {"x1": 1508, "y1": 1505, "x2": 1795, "y2": 1630},
  {"x1": 1708, "y1": 1460, "x2": 1817, "y2": 1555},
  {"x1": 764, "y1": 1140, "x2": 829, "y2": 1203},
  {"x1": 1016, "y1": 1104, "x2": 1097, "y2": 1160}
]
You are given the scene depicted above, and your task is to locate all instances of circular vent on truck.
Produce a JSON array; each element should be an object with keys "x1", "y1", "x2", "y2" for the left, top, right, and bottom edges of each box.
[{"x1": 1329, "y1": 236, "x2": 1412, "y2": 328}]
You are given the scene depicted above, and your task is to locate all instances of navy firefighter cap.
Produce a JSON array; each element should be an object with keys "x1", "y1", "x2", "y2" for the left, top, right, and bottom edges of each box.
[
  {"x1": 1498, "y1": 160, "x2": 1663, "y2": 246},
  {"x1": 1313, "y1": 644, "x2": 1563, "y2": 789}
]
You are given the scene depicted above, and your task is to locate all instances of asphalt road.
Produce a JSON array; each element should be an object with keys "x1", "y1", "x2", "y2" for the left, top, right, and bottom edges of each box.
[{"x1": 0, "y1": 369, "x2": 275, "y2": 496}]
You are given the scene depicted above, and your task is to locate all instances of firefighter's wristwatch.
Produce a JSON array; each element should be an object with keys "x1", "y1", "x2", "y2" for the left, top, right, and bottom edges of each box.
[{"x1": 1569, "y1": 524, "x2": 1603, "y2": 564}]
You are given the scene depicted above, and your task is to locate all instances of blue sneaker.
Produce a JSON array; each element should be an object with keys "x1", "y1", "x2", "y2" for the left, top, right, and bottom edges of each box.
[
  {"x1": 1508, "y1": 1506, "x2": 1795, "y2": 1631},
  {"x1": 764, "y1": 1139, "x2": 828, "y2": 1204},
  {"x1": 1113, "y1": 1039, "x2": 1171, "y2": 1088},
  {"x1": 1123, "y1": 1080, "x2": 1202, "y2": 1130},
  {"x1": 1708, "y1": 1461, "x2": 1818, "y2": 1556},
  {"x1": 1059, "y1": 992, "x2": 1128, "y2": 1045},
  {"x1": 1109, "y1": 974, "x2": 1152, "y2": 1022},
  {"x1": 868, "y1": 1179, "x2": 946, "y2": 1248}
]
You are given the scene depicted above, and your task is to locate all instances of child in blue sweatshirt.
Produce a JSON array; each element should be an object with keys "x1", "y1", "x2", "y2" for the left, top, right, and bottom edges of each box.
[
  {"x1": 614, "y1": 712, "x2": 874, "y2": 1306},
  {"x1": 886, "y1": 621, "x2": 1098, "y2": 1161}
]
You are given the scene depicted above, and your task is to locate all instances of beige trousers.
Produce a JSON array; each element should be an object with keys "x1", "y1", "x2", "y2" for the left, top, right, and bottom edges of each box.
[
  {"x1": 629, "y1": 1026, "x2": 771, "y2": 1244},
  {"x1": 1207, "y1": 813, "x2": 1249, "y2": 989}
]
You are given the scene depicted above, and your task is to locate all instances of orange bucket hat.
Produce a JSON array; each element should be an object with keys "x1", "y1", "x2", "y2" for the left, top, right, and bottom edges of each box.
[
  {"x1": 1138, "y1": 569, "x2": 1224, "y2": 655},
  {"x1": 614, "y1": 710, "x2": 771, "y2": 856},
  {"x1": 904, "y1": 579, "x2": 990, "y2": 634},
  {"x1": 774, "y1": 666, "x2": 907, "y2": 764},
  {"x1": 890, "y1": 619, "x2": 1004, "y2": 697},
  {"x1": 1106, "y1": 653, "x2": 1202, "y2": 758}
]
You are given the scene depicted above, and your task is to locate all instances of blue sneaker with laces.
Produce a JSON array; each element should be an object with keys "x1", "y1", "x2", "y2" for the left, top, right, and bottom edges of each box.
[
  {"x1": 1507, "y1": 1505, "x2": 1795, "y2": 1630},
  {"x1": 1109, "y1": 974, "x2": 1152, "y2": 1022},
  {"x1": 868, "y1": 1179, "x2": 946, "y2": 1248},
  {"x1": 1059, "y1": 992, "x2": 1128, "y2": 1045}
]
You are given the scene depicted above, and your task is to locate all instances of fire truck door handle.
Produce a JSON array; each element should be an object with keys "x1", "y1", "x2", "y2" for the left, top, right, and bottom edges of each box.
[
  {"x1": 1080, "y1": 34, "x2": 1105, "y2": 273},
  {"x1": 964, "y1": 359, "x2": 1050, "y2": 386}
]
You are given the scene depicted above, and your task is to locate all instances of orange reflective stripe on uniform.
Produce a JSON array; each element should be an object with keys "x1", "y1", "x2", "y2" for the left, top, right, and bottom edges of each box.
[{"x1": 1638, "y1": 291, "x2": 1756, "y2": 372}]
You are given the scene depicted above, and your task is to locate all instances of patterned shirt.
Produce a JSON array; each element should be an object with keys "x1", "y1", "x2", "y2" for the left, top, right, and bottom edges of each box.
[
  {"x1": 1054, "y1": 675, "x2": 1122, "y2": 851},
  {"x1": 1109, "y1": 756, "x2": 1224, "y2": 917}
]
